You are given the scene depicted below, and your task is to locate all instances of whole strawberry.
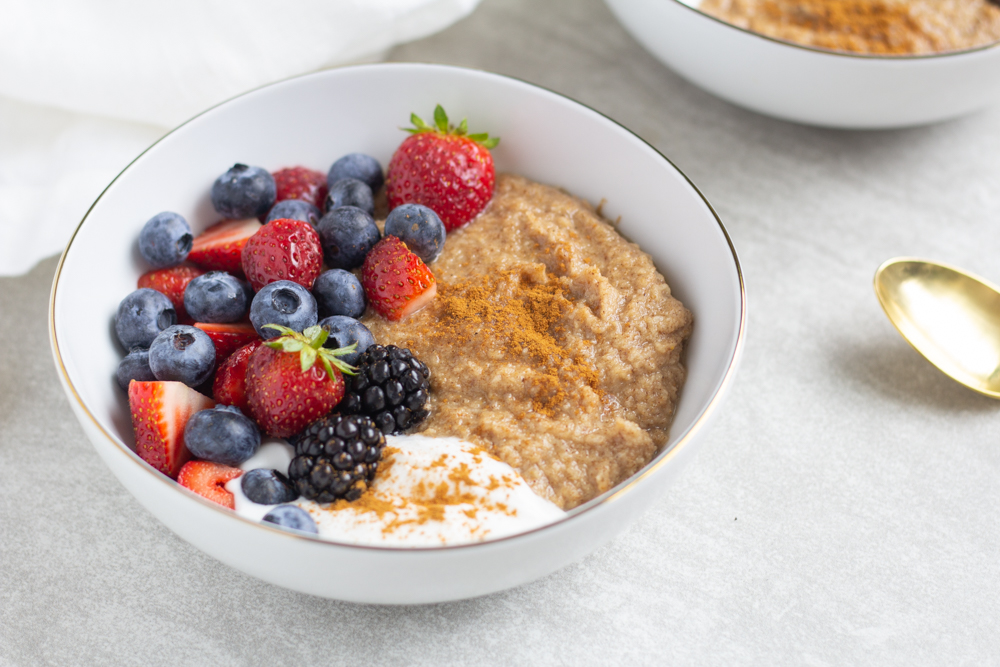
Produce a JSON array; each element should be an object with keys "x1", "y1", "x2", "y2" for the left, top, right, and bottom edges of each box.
[
  {"x1": 241, "y1": 217, "x2": 323, "y2": 292},
  {"x1": 245, "y1": 324, "x2": 356, "y2": 437},
  {"x1": 273, "y1": 166, "x2": 328, "y2": 210},
  {"x1": 386, "y1": 105, "x2": 498, "y2": 232},
  {"x1": 361, "y1": 236, "x2": 437, "y2": 321}
]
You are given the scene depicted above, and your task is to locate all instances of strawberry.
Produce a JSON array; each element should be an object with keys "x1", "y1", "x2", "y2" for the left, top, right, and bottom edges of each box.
[
  {"x1": 241, "y1": 218, "x2": 323, "y2": 292},
  {"x1": 177, "y1": 461, "x2": 242, "y2": 509},
  {"x1": 245, "y1": 325, "x2": 356, "y2": 437},
  {"x1": 128, "y1": 380, "x2": 215, "y2": 478},
  {"x1": 137, "y1": 264, "x2": 205, "y2": 324},
  {"x1": 213, "y1": 339, "x2": 263, "y2": 414},
  {"x1": 361, "y1": 236, "x2": 437, "y2": 321},
  {"x1": 188, "y1": 218, "x2": 262, "y2": 275},
  {"x1": 273, "y1": 166, "x2": 328, "y2": 210},
  {"x1": 193, "y1": 322, "x2": 260, "y2": 367},
  {"x1": 386, "y1": 105, "x2": 498, "y2": 232}
]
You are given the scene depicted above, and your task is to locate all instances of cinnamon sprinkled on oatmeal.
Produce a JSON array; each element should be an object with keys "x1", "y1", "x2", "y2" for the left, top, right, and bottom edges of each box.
[
  {"x1": 364, "y1": 175, "x2": 692, "y2": 510},
  {"x1": 432, "y1": 270, "x2": 601, "y2": 415},
  {"x1": 700, "y1": 0, "x2": 1000, "y2": 55}
]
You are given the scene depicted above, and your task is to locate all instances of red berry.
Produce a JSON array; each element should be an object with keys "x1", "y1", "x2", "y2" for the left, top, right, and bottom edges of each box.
[
  {"x1": 245, "y1": 326, "x2": 355, "y2": 438},
  {"x1": 212, "y1": 339, "x2": 263, "y2": 414},
  {"x1": 177, "y1": 461, "x2": 242, "y2": 509},
  {"x1": 128, "y1": 380, "x2": 215, "y2": 478},
  {"x1": 386, "y1": 105, "x2": 497, "y2": 232},
  {"x1": 137, "y1": 264, "x2": 205, "y2": 324},
  {"x1": 361, "y1": 236, "x2": 437, "y2": 321},
  {"x1": 193, "y1": 321, "x2": 260, "y2": 367},
  {"x1": 188, "y1": 218, "x2": 262, "y2": 275},
  {"x1": 241, "y1": 218, "x2": 323, "y2": 292},
  {"x1": 273, "y1": 166, "x2": 328, "y2": 210}
]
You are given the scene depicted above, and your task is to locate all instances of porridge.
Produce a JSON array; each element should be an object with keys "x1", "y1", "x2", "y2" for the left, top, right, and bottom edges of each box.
[
  {"x1": 365, "y1": 174, "x2": 693, "y2": 510},
  {"x1": 700, "y1": 0, "x2": 1000, "y2": 55}
]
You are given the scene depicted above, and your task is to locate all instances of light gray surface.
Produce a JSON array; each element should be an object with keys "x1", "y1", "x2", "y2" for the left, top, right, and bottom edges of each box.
[{"x1": 3, "y1": 0, "x2": 1000, "y2": 664}]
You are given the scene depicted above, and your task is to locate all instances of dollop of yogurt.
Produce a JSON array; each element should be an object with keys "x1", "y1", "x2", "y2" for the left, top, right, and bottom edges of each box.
[{"x1": 227, "y1": 435, "x2": 564, "y2": 546}]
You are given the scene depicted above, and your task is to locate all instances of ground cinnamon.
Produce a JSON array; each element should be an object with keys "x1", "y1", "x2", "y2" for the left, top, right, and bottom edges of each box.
[
  {"x1": 427, "y1": 268, "x2": 601, "y2": 416},
  {"x1": 701, "y1": 0, "x2": 1000, "y2": 54},
  {"x1": 316, "y1": 446, "x2": 521, "y2": 537}
]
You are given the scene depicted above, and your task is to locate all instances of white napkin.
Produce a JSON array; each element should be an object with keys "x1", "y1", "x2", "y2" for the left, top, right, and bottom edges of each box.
[{"x1": 0, "y1": 0, "x2": 480, "y2": 276}]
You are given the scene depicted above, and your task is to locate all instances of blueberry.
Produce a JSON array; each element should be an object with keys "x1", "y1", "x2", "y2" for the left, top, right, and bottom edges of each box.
[
  {"x1": 327, "y1": 153, "x2": 384, "y2": 192},
  {"x1": 324, "y1": 178, "x2": 374, "y2": 216},
  {"x1": 138, "y1": 211, "x2": 192, "y2": 268},
  {"x1": 148, "y1": 324, "x2": 216, "y2": 386},
  {"x1": 184, "y1": 271, "x2": 250, "y2": 323},
  {"x1": 262, "y1": 505, "x2": 317, "y2": 534},
  {"x1": 184, "y1": 405, "x2": 261, "y2": 466},
  {"x1": 241, "y1": 468, "x2": 298, "y2": 505},
  {"x1": 249, "y1": 280, "x2": 318, "y2": 339},
  {"x1": 115, "y1": 288, "x2": 177, "y2": 349},
  {"x1": 316, "y1": 206, "x2": 380, "y2": 270},
  {"x1": 318, "y1": 316, "x2": 375, "y2": 366},
  {"x1": 312, "y1": 269, "x2": 366, "y2": 319},
  {"x1": 116, "y1": 347, "x2": 155, "y2": 391},
  {"x1": 266, "y1": 199, "x2": 322, "y2": 227},
  {"x1": 384, "y1": 204, "x2": 446, "y2": 264},
  {"x1": 211, "y1": 164, "x2": 276, "y2": 219}
]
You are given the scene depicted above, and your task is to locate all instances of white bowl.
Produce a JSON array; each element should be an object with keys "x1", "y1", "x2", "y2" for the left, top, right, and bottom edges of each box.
[
  {"x1": 49, "y1": 63, "x2": 745, "y2": 604},
  {"x1": 605, "y1": 0, "x2": 1000, "y2": 129}
]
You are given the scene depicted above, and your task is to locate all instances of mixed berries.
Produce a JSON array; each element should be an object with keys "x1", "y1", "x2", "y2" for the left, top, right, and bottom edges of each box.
[{"x1": 113, "y1": 106, "x2": 499, "y2": 533}]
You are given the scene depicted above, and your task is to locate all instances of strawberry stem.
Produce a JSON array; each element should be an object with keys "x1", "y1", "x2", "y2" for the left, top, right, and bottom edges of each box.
[
  {"x1": 403, "y1": 104, "x2": 500, "y2": 150},
  {"x1": 262, "y1": 324, "x2": 357, "y2": 379}
]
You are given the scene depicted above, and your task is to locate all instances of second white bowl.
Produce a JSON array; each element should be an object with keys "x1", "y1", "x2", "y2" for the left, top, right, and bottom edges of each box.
[{"x1": 606, "y1": 0, "x2": 1000, "y2": 129}]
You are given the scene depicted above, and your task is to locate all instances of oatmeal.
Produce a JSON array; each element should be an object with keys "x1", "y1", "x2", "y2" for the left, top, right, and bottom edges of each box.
[
  {"x1": 700, "y1": 0, "x2": 1000, "y2": 55},
  {"x1": 364, "y1": 174, "x2": 692, "y2": 510}
]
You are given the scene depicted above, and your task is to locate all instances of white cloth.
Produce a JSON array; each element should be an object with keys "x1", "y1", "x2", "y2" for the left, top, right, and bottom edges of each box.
[{"x1": 0, "y1": 0, "x2": 480, "y2": 276}]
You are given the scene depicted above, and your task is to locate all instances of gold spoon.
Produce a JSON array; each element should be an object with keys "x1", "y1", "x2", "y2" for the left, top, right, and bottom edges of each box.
[{"x1": 874, "y1": 257, "x2": 1000, "y2": 398}]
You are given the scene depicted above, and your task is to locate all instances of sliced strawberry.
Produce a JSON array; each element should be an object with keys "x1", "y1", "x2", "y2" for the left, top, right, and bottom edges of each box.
[
  {"x1": 188, "y1": 218, "x2": 262, "y2": 275},
  {"x1": 177, "y1": 461, "x2": 242, "y2": 509},
  {"x1": 193, "y1": 322, "x2": 260, "y2": 367},
  {"x1": 241, "y1": 218, "x2": 323, "y2": 292},
  {"x1": 386, "y1": 105, "x2": 497, "y2": 232},
  {"x1": 128, "y1": 381, "x2": 215, "y2": 478},
  {"x1": 361, "y1": 235, "x2": 437, "y2": 321},
  {"x1": 213, "y1": 339, "x2": 263, "y2": 414},
  {"x1": 273, "y1": 166, "x2": 328, "y2": 210},
  {"x1": 245, "y1": 325, "x2": 354, "y2": 437},
  {"x1": 137, "y1": 264, "x2": 205, "y2": 324}
]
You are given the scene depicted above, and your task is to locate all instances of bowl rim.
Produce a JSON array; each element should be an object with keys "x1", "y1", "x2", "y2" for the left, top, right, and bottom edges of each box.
[
  {"x1": 48, "y1": 62, "x2": 747, "y2": 553},
  {"x1": 663, "y1": 0, "x2": 1000, "y2": 60}
]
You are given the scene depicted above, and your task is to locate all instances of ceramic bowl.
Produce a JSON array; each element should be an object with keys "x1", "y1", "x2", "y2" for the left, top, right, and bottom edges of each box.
[
  {"x1": 605, "y1": 0, "x2": 1000, "y2": 129},
  {"x1": 49, "y1": 63, "x2": 745, "y2": 604}
]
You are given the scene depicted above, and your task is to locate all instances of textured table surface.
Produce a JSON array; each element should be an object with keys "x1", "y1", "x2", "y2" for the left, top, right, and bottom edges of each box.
[{"x1": 3, "y1": 0, "x2": 1000, "y2": 664}]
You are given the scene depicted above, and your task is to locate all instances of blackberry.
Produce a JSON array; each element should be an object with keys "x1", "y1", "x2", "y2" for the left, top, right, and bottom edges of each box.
[
  {"x1": 339, "y1": 344, "x2": 431, "y2": 434},
  {"x1": 287, "y1": 414, "x2": 385, "y2": 502}
]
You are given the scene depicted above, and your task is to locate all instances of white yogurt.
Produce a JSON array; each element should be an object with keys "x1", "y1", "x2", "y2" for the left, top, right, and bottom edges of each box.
[{"x1": 227, "y1": 435, "x2": 564, "y2": 546}]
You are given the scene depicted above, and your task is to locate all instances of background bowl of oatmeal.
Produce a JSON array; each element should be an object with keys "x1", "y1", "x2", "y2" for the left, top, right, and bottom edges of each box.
[
  {"x1": 604, "y1": 0, "x2": 1000, "y2": 128},
  {"x1": 49, "y1": 63, "x2": 745, "y2": 603}
]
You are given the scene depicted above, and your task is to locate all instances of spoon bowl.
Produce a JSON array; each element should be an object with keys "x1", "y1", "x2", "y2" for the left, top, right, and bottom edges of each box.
[{"x1": 874, "y1": 257, "x2": 1000, "y2": 398}]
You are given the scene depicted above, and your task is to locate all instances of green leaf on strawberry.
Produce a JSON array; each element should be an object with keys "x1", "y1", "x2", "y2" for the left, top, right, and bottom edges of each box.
[
  {"x1": 262, "y1": 324, "x2": 357, "y2": 379},
  {"x1": 404, "y1": 104, "x2": 500, "y2": 150}
]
